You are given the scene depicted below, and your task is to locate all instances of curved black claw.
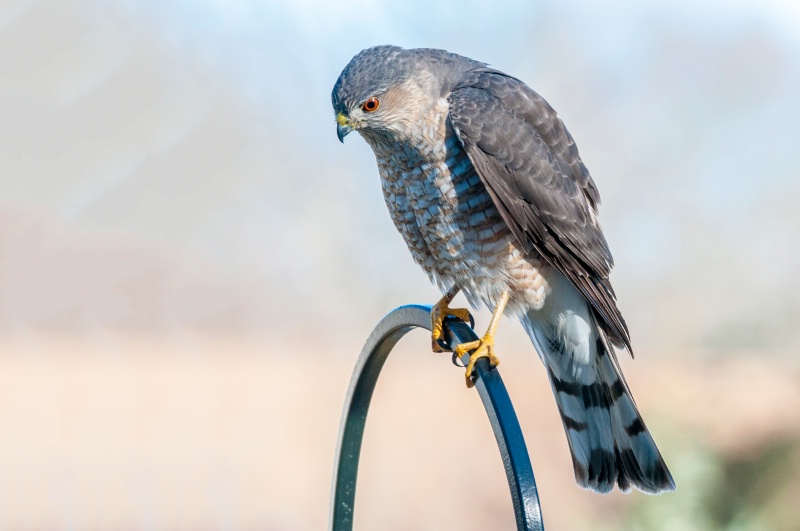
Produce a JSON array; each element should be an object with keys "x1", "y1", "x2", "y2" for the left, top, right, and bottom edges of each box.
[
  {"x1": 437, "y1": 312, "x2": 474, "y2": 358},
  {"x1": 445, "y1": 311, "x2": 474, "y2": 329},
  {"x1": 451, "y1": 351, "x2": 465, "y2": 367}
]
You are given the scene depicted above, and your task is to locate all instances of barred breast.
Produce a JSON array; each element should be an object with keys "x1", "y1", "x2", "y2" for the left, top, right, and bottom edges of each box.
[{"x1": 367, "y1": 101, "x2": 550, "y2": 316}]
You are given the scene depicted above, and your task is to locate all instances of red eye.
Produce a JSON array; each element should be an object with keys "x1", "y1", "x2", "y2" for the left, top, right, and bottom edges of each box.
[{"x1": 362, "y1": 97, "x2": 380, "y2": 112}]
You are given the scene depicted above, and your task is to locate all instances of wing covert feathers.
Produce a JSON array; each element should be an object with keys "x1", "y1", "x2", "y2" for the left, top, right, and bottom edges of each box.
[{"x1": 448, "y1": 71, "x2": 632, "y2": 351}]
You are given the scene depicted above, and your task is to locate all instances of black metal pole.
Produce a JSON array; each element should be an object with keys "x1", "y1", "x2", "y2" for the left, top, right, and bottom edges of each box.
[{"x1": 329, "y1": 304, "x2": 544, "y2": 531}]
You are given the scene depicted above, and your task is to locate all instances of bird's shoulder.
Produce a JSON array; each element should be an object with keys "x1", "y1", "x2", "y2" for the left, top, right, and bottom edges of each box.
[
  {"x1": 446, "y1": 68, "x2": 631, "y2": 351},
  {"x1": 448, "y1": 69, "x2": 598, "y2": 205}
]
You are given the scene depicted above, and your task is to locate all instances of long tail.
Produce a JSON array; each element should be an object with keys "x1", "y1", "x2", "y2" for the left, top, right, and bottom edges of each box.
[{"x1": 521, "y1": 308, "x2": 675, "y2": 494}]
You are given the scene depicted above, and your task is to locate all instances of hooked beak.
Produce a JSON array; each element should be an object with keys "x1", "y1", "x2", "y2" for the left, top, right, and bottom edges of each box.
[{"x1": 336, "y1": 112, "x2": 352, "y2": 143}]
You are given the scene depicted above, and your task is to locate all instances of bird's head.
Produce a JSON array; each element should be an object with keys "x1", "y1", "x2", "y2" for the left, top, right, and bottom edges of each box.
[{"x1": 331, "y1": 45, "x2": 473, "y2": 144}]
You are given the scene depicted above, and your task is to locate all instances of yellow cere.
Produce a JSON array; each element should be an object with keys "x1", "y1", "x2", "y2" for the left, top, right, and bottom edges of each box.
[{"x1": 336, "y1": 112, "x2": 349, "y2": 126}]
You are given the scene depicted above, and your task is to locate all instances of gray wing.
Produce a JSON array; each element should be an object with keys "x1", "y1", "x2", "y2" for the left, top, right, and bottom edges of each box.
[{"x1": 448, "y1": 70, "x2": 632, "y2": 352}]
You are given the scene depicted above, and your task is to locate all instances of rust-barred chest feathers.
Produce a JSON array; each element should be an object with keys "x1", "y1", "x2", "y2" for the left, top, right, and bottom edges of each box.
[{"x1": 370, "y1": 113, "x2": 531, "y2": 308}]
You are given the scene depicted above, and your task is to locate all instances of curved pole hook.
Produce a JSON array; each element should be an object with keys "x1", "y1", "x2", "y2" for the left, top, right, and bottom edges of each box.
[{"x1": 329, "y1": 304, "x2": 544, "y2": 531}]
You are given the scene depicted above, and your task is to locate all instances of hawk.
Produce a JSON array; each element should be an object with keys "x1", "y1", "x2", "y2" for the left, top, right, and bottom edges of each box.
[{"x1": 332, "y1": 45, "x2": 675, "y2": 494}]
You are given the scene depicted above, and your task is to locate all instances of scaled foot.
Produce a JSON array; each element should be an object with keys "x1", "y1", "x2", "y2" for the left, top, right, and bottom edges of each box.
[
  {"x1": 431, "y1": 295, "x2": 473, "y2": 353},
  {"x1": 454, "y1": 333, "x2": 501, "y2": 388}
]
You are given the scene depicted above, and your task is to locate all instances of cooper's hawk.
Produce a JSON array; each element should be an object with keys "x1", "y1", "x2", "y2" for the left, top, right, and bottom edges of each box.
[{"x1": 332, "y1": 45, "x2": 674, "y2": 494}]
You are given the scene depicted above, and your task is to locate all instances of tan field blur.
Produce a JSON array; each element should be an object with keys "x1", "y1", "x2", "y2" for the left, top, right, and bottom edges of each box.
[
  {"x1": 2, "y1": 1, "x2": 800, "y2": 529},
  {"x1": 1, "y1": 334, "x2": 799, "y2": 529}
]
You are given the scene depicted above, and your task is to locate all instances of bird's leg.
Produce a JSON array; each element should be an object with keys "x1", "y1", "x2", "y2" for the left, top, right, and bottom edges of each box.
[
  {"x1": 454, "y1": 290, "x2": 510, "y2": 388},
  {"x1": 431, "y1": 286, "x2": 473, "y2": 353}
]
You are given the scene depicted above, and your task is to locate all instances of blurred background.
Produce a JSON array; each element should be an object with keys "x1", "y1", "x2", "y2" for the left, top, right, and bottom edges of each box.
[{"x1": 1, "y1": 0, "x2": 799, "y2": 529}]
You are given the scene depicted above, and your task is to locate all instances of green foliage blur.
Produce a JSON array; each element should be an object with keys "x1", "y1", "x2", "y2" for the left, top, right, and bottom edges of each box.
[{"x1": 623, "y1": 437, "x2": 800, "y2": 531}]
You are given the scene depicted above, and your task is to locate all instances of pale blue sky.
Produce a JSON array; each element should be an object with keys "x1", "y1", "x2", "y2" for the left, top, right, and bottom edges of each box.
[{"x1": 1, "y1": 0, "x2": 798, "y2": 353}]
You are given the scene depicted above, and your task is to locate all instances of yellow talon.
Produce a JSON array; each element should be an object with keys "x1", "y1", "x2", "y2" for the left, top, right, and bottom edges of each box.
[
  {"x1": 431, "y1": 286, "x2": 472, "y2": 353},
  {"x1": 455, "y1": 334, "x2": 502, "y2": 388},
  {"x1": 454, "y1": 289, "x2": 510, "y2": 388}
]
